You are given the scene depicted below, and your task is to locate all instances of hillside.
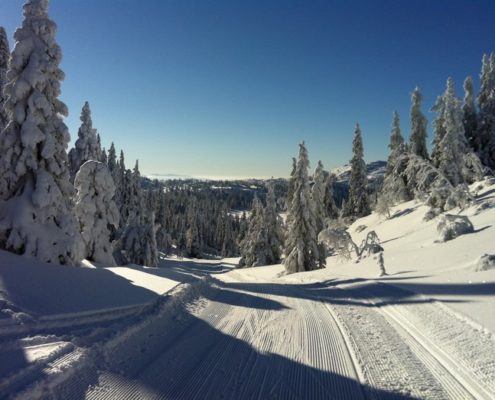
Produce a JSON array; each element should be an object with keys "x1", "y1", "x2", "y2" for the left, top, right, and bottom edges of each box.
[{"x1": 1, "y1": 178, "x2": 494, "y2": 399}]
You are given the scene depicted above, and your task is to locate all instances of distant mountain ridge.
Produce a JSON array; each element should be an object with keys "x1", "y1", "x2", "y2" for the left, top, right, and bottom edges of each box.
[{"x1": 331, "y1": 160, "x2": 387, "y2": 184}]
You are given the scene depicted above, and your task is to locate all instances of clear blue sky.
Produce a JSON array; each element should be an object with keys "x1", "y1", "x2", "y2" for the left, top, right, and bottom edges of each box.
[{"x1": 1, "y1": 0, "x2": 495, "y2": 178}]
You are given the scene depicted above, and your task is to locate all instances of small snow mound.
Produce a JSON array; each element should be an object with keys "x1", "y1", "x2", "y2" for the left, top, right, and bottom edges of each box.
[
  {"x1": 474, "y1": 254, "x2": 495, "y2": 272},
  {"x1": 436, "y1": 214, "x2": 474, "y2": 242}
]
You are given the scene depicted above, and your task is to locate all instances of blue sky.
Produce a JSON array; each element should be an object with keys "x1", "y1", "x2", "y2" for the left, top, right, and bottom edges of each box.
[{"x1": 1, "y1": 0, "x2": 495, "y2": 178}]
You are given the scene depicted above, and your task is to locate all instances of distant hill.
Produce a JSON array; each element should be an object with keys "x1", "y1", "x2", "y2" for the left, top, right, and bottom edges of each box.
[{"x1": 331, "y1": 160, "x2": 387, "y2": 206}]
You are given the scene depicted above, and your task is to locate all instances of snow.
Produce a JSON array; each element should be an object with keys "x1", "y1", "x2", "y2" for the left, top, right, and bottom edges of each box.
[{"x1": 1, "y1": 179, "x2": 495, "y2": 399}]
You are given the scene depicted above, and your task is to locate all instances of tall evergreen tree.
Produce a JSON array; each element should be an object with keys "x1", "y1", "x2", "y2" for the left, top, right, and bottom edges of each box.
[
  {"x1": 343, "y1": 124, "x2": 371, "y2": 218},
  {"x1": 312, "y1": 160, "x2": 327, "y2": 233},
  {"x1": 0, "y1": 0, "x2": 83, "y2": 264},
  {"x1": 263, "y1": 183, "x2": 283, "y2": 263},
  {"x1": 322, "y1": 171, "x2": 339, "y2": 220},
  {"x1": 377, "y1": 113, "x2": 409, "y2": 216},
  {"x1": 0, "y1": 27, "x2": 9, "y2": 133},
  {"x1": 74, "y1": 161, "x2": 119, "y2": 266},
  {"x1": 430, "y1": 89, "x2": 447, "y2": 169},
  {"x1": 387, "y1": 111, "x2": 405, "y2": 172},
  {"x1": 434, "y1": 78, "x2": 483, "y2": 186},
  {"x1": 462, "y1": 76, "x2": 479, "y2": 153},
  {"x1": 284, "y1": 142, "x2": 324, "y2": 274},
  {"x1": 100, "y1": 147, "x2": 108, "y2": 164},
  {"x1": 409, "y1": 87, "x2": 429, "y2": 159},
  {"x1": 477, "y1": 53, "x2": 495, "y2": 169},
  {"x1": 68, "y1": 102, "x2": 102, "y2": 181},
  {"x1": 107, "y1": 142, "x2": 117, "y2": 176}
]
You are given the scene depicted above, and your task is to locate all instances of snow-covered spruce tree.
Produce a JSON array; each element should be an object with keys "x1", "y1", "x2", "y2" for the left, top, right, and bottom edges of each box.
[
  {"x1": 185, "y1": 197, "x2": 201, "y2": 257},
  {"x1": 322, "y1": 170, "x2": 339, "y2": 220},
  {"x1": 0, "y1": 0, "x2": 83, "y2": 265},
  {"x1": 155, "y1": 186, "x2": 171, "y2": 253},
  {"x1": 68, "y1": 102, "x2": 101, "y2": 181},
  {"x1": 221, "y1": 215, "x2": 237, "y2": 257},
  {"x1": 74, "y1": 161, "x2": 119, "y2": 266},
  {"x1": 433, "y1": 78, "x2": 483, "y2": 186},
  {"x1": 0, "y1": 27, "x2": 9, "y2": 133},
  {"x1": 284, "y1": 142, "x2": 324, "y2": 274},
  {"x1": 100, "y1": 147, "x2": 107, "y2": 164},
  {"x1": 120, "y1": 210, "x2": 158, "y2": 267},
  {"x1": 238, "y1": 196, "x2": 266, "y2": 267},
  {"x1": 107, "y1": 142, "x2": 117, "y2": 177},
  {"x1": 477, "y1": 53, "x2": 495, "y2": 170},
  {"x1": 376, "y1": 112, "x2": 409, "y2": 217},
  {"x1": 382, "y1": 152, "x2": 471, "y2": 214},
  {"x1": 312, "y1": 160, "x2": 327, "y2": 233},
  {"x1": 263, "y1": 182, "x2": 283, "y2": 263},
  {"x1": 286, "y1": 157, "x2": 297, "y2": 209},
  {"x1": 409, "y1": 87, "x2": 429, "y2": 160},
  {"x1": 343, "y1": 124, "x2": 371, "y2": 218},
  {"x1": 462, "y1": 76, "x2": 479, "y2": 153},
  {"x1": 387, "y1": 111, "x2": 405, "y2": 172}
]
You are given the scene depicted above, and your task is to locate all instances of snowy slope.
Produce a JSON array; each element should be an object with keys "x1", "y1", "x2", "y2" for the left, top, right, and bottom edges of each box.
[{"x1": 1, "y1": 179, "x2": 495, "y2": 399}]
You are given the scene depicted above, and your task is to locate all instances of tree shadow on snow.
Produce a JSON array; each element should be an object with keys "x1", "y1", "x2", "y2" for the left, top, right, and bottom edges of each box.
[
  {"x1": 218, "y1": 277, "x2": 486, "y2": 310},
  {"x1": 62, "y1": 308, "x2": 422, "y2": 400}
]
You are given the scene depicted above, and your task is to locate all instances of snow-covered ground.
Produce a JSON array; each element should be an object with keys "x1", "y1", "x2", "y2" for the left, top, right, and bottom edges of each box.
[{"x1": 1, "y1": 179, "x2": 495, "y2": 399}]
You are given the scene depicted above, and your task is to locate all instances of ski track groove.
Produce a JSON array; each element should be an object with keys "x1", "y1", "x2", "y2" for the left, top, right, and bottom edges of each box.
[
  {"x1": 328, "y1": 296, "x2": 449, "y2": 399},
  {"x1": 15, "y1": 276, "x2": 494, "y2": 400},
  {"x1": 85, "y1": 282, "x2": 364, "y2": 399}
]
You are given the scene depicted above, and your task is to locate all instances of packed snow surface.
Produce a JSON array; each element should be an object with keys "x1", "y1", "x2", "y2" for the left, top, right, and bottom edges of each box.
[{"x1": 1, "y1": 179, "x2": 495, "y2": 399}]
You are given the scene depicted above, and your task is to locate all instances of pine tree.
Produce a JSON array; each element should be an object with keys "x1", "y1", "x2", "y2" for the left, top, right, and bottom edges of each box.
[
  {"x1": 343, "y1": 124, "x2": 371, "y2": 218},
  {"x1": 284, "y1": 142, "x2": 324, "y2": 274},
  {"x1": 462, "y1": 76, "x2": 479, "y2": 153},
  {"x1": 263, "y1": 182, "x2": 283, "y2": 264},
  {"x1": 100, "y1": 147, "x2": 108, "y2": 164},
  {"x1": 74, "y1": 161, "x2": 119, "y2": 266},
  {"x1": 430, "y1": 91, "x2": 447, "y2": 169},
  {"x1": 0, "y1": 0, "x2": 83, "y2": 265},
  {"x1": 286, "y1": 157, "x2": 297, "y2": 210},
  {"x1": 107, "y1": 142, "x2": 117, "y2": 176},
  {"x1": 435, "y1": 78, "x2": 483, "y2": 186},
  {"x1": 387, "y1": 111, "x2": 405, "y2": 172},
  {"x1": 238, "y1": 196, "x2": 266, "y2": 267},
  {"x1": 322, "y1": 171, "x2": 339, "y2": 220},
  {"x1": 68, "y1": 102, "x2": 101, "y2": 181},
  {"x1": 312, "y1": 160, "x2": 326, "y2": 233},
  {"x1": 477, "y1": 53, "x2": 495, "y2": 169},
  {"x1": 409, "y1": 87, "x2": 429, "y2": 159},
  {"x1": 377, "y1": 112, "x2": 409, "y2": 216},
  {"x1": 0, "y1": 27, "x2": 9, "y2": 133},
  {"x1": 185, "y1": 197, "x2": 201, "y2": 257}
]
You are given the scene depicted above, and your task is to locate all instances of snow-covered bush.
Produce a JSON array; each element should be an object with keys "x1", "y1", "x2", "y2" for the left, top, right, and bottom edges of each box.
[
  {"x1": 318, "y1": 228, "x2": 357, "y2": 261},
  {"x1": 436, "y1": 214, "x2": 474, "y2": 242},
  {"x1": 319, "y1": 228, "x2": 382, "y2": 261},
  {"x1": 359, "y1": 231, "x2": 383, "y2": 257},
  {"x1": 0, "y1": 0, "x2": 83, "y2": 265},
  {"x1": 74, "y1": 161, "x2": 119, "y2": 266}
]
